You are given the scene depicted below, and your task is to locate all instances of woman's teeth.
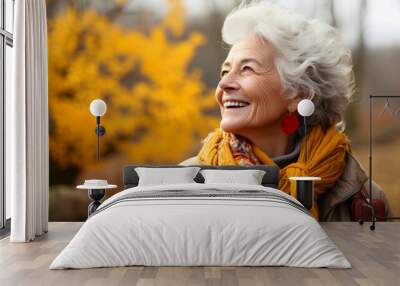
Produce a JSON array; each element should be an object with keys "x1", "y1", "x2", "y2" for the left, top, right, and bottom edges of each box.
[{"x1": 223, "y1": 101, "x2": 250, "y2": 108}]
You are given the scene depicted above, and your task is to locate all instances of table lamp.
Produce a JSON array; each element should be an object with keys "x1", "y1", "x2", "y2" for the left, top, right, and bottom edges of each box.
[
  {"x1": 289, "y1": 99, "x2": 321, "y2": 210},
  {"x1": 89, "y1": 99, "x2": 107, "y2": 160}
]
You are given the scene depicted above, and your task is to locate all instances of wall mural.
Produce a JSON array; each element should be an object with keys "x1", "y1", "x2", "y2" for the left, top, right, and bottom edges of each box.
[{"x1": 47, "y1": 0, "x2": 400, "y2": 221}]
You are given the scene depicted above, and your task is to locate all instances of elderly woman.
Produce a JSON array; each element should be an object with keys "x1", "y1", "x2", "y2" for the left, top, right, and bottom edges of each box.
[{"x1": 180, "y1": 1, "x2": 391, "y2": 221}]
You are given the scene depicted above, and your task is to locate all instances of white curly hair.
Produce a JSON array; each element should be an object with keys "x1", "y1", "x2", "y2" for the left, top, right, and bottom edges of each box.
[{"x1": 221, "y1": 0, "x2": 355, "y2": 131}]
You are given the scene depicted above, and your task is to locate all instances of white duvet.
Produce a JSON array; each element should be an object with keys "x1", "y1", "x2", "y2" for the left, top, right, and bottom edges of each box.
[{"x1": 50, "y1": 183, "x2": 351, "y2": 269}]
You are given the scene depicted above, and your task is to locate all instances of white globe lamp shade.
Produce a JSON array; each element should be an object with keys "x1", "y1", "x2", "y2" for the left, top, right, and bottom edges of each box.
[
  {"x1": 297, "y1": 99, "x2": 315, "y2": 117},
  {"x1": 90, "y1": 99, "x2": 107, "y2": 117}
]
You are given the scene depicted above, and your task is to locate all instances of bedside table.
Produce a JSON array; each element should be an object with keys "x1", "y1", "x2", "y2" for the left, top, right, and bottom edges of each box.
[{"x1": 77, "y1": 180, "x2": 117, "y2": 216}]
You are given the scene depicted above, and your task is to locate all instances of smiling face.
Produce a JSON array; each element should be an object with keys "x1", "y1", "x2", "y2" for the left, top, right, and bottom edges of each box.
[{"x1": 216, "y1": 34, "x2": 292, "y2": 135}]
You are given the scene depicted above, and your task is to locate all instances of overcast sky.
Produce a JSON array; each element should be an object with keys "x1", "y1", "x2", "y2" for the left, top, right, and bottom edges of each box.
[{"x1": 125, "y1": 0, "x2": 400, "y2": 48}]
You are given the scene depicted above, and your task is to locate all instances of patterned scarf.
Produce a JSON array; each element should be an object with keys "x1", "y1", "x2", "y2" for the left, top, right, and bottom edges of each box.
[{"x1": 196, "y1": 125, "x2": 350, "y2": 220}]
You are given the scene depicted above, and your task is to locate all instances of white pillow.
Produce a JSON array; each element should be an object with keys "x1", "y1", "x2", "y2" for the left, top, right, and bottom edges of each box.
[
  {"x1": 200, "y1": 169, "x2": 266, "y2": 185},
  {"x1": 135, "y1": 167, "x2": 201, "y2": 186}
]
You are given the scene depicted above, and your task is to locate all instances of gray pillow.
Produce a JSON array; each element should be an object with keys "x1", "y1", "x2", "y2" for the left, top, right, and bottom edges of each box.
[
  {"x1": 135, "y1": 167, "x2": 201, "y2": 186},
  {"x1": 200, "y1": 169, "x2": 266, "y2": 185}
]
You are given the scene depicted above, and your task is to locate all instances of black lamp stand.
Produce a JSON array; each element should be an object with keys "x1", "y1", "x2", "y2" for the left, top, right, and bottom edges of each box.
[
  {"x1": 88, "y1": 116, "x2": 106, "y2": 216},
  {"x1": 95, "y1": 116, "x2": 106, "y2": 160},
  {"x1": 297, "y1": 116, "x2": 315, "y2": 210}
]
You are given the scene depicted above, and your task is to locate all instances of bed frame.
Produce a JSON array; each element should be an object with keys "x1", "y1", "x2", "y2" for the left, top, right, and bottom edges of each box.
[{"x1": 122, "y1": 165, "x2": 280, "y2": 189}]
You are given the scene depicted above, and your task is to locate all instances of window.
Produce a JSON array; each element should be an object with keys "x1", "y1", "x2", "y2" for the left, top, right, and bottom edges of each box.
[{"x1": 1, "y1": 0, "x2": 14, "y2": 231}]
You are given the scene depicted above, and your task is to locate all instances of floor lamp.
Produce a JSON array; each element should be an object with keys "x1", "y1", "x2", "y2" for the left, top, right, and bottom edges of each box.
[
  {"x1": 289, "y1": 99, "x2": 321, "y2": 211},
  {"x1": 82, "y1": 99, "x2": 109, "y2": 216}
]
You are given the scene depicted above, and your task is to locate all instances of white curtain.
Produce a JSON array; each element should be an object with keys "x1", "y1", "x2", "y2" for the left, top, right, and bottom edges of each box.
[{"x1": 8, "y1": 0, "x2": 49, "y2": 242}]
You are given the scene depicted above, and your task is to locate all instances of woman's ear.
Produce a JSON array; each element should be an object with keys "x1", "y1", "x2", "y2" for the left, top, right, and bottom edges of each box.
[{"x1": 287, "y1": 97, "x2": 302, "y2": 113}]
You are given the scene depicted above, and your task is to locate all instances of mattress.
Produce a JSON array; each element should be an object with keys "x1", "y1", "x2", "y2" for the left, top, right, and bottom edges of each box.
[{"x1": 50, "y1": 183, "x2": 351, "y2": 269}]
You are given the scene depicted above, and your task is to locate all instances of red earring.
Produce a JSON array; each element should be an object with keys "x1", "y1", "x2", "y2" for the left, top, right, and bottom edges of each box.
[{"x1": 280, "y1": 112, "x2": 300, "y2": 135}]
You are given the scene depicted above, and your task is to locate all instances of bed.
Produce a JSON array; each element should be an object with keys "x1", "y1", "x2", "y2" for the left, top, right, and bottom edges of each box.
[{"x1": 49, "y1": 165, "x2": 350, "y2": 269}]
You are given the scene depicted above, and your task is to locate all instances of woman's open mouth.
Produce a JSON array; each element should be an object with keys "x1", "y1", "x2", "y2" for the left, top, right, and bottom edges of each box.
[{"x1": 223, "y1": 100, "x2": 250, "y2": 109}]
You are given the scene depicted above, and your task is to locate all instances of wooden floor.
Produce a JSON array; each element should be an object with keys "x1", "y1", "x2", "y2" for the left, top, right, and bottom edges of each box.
[{"x1": 0, "y1": 222, "x2": 399, "y2": 286}]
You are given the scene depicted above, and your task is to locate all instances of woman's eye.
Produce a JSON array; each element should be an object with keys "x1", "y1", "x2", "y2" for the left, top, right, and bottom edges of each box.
[
  {"x1": 242, "y1": 66, "x2": 254, "y2": 72},
  {"x1": 220, "y1": 70, "x2": 228, "y2": 77}
]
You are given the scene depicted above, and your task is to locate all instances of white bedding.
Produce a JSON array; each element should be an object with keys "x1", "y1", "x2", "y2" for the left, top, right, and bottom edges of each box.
[{"x1": 50, "y1": 183, "x2": 351, "y2": 269}]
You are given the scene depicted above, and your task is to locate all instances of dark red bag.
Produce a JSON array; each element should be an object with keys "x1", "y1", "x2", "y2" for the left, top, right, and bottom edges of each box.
[{"x1": 351, "y1": 187, "x2": 386, "y2": 221}]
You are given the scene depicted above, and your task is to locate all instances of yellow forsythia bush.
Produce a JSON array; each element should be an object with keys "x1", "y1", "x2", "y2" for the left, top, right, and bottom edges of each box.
[{"x1": 48, "y1": 0, "x2": 219, "y2": 172}]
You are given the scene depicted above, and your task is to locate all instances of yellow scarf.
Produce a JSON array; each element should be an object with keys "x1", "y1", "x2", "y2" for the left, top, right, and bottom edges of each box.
[{"x1": 197, "y1": 125, "x2": 350, "y2": 220}]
